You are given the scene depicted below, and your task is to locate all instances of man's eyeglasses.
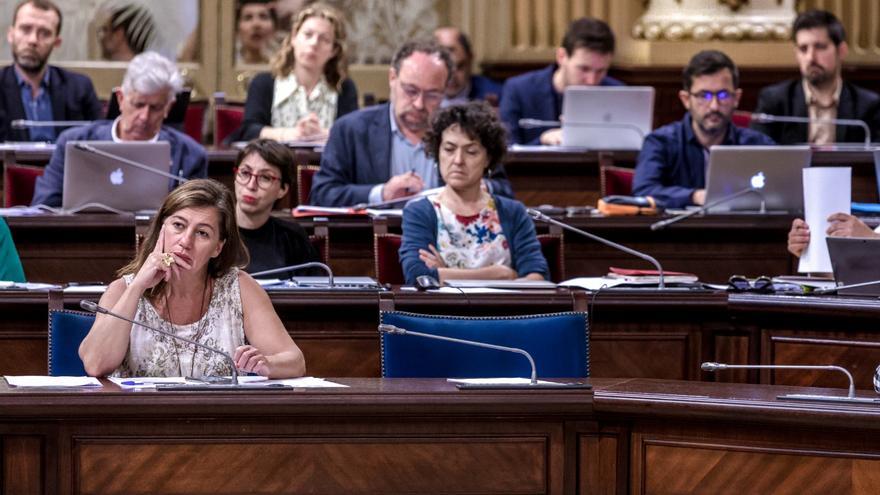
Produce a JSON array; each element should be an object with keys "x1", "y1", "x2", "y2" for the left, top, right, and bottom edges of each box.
[
  {"x1": 399, "y1": 82, "x2": 444, "y2": 105},
  {"x1": 727, "y1": 275, "x2": 773, "y2": 293},
  {"x1": 234, "y1": 167, "x2": 281, "y2": 189},
  {"x1": 689, "y1": 89, "x2": 734, "y2": 104}
]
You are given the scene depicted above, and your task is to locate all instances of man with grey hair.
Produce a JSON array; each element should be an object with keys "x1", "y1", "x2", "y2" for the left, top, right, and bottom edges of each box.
[
  {"x1": 310, "y1": 39, "x2": 512, "y2": 207},
  {"x1": 31, "y1": 51, "x2": 207, "y2": 207}
]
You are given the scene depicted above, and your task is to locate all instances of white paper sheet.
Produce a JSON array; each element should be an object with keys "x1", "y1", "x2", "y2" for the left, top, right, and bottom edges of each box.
[
  {"x1": 5, "y1": 376, "x2": 101, "y2": 387},
  {"x1": 799, "y1": 167, "x2": 851, "y2": 273}
]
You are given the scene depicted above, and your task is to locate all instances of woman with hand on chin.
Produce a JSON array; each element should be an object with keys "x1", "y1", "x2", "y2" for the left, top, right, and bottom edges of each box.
[
  {"x1": 79, "y1": 179, "x2": 305, "y2": 379},
  {"x1": 399, "y1": 102, "x2": 549, "y2": 285},
  {"x1": 235, "y1": 2, "x2": 357, "y2": 143}
]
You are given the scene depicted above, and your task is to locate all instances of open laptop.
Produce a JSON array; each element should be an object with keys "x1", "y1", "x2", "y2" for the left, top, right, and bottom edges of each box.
[
  {"x1": 826, "y1": 236, "x2": 880, "y2": 296},
  {"x1": 62, "y1": 141, "x2": 172, "y2": 212},
  {"x1": 561, "y1": 86, "x2": 654, "y2": 149},
  {"x1": 704, "y1": 145, "x2": 812, "y2": 214}
]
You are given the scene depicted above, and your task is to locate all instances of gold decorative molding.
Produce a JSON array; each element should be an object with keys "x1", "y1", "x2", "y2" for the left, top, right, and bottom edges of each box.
[{"x1": 633, "y1": 0, "x2": 795, "y2": 42}]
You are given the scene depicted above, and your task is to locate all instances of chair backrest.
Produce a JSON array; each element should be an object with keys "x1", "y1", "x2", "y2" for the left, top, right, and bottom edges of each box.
[
  {"x1": 184, "y1": 99, "x2": 208, "y2": 144},
  {"x1": 374, "y1": 233, "x2": 404, "y2": 285},
  {"x1": 380, "y1": 311, "x2": 589, "y2": 378},
  {"x1": 215, "y1": 104, "x2": 245, "y2": 146},
  {"x1": 48, "y1": 309, "x2": 94, "y2": 376},
  {"x1": 297, "y1": 164, "x2": 321, "y2": 206},
  {"x1": 599, "y1": 165, "x2": 635, "y2": 197},
  {"x1": 732, "y1": 111, "x2": 752, "y2": 128},
  {"x1": 537, "y1": 232, "x2": 565, "y2": 282},
  {"x1": 3, "y1": 163, "x2": 44, "y2": 207}
]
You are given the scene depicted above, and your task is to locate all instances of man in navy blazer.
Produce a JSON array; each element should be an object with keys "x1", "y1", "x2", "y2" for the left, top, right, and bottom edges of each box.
[
  {"x1": 750, "y1": 10, "x2": 880, "y2": 145},
  {"x1": 1, "y1": 0, "x2": 102, "y2": 142},
  {"x1": 434, "y1": 27, "x2": 502, "y2": 106},
  {"x1": 311, "y1": 40, "x2": 512, "y2": 207},
  {"x1": 500, "y1": 17, "x2": 623, "y2": 145}
]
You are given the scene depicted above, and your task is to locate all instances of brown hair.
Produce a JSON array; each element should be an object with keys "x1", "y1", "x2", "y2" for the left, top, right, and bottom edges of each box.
[
  {"x1": 13, "y1": 0, "x2": 62, "y2": 34},
  {"x1": 270, "y1": 2, "x2": 347, "y2": 89},
  {"x1": 423, "y1": 101, "x2": 507, "y2": 172},
  {"x1": 118, "y1": 179, "x2": 248, "y2": 298}
]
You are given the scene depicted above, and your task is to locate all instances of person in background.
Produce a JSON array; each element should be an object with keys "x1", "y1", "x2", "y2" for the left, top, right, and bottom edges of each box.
[
  {"x1": 750, "y1": 10, "x2": 880, "y2": 145},
  {"x1": 433, "y1": 26, "x2": 502, "y2": 107},
  {"x1": 235, "y1": 0, "x2": 278, "y2": 65},
  {"x1": 235, "y1": 2, "x2": 358, "y2": 143},
  {"x1": 233, "y1": 139, "x2": 320, "y2": 276},
  {"x1": 310, "y1": 39, "x2": 513, "y2": 207},
  {"x1": 400, "y1": 102, "x2": 548, "y2": 285},
  {"x1": 79, "y1": 179, "x2": 306, "y2": 379},
  {"x1": 0, "y1": 0, "x2": 102, "y2": 142},
  {"x1": 787, "y1": 215, "x2": 880, "y2": 257},
  {"x1": 632, "y1": 50, "x2": 774, "y2": 209},
  {"x1": 31, "y1": 51, "x2": 207, "y2": 207},
  {"x1": 0, "y1": 218, "x2": 26, "y2": 283},
  {"x1": 96, "y1": 2, "x2": 159, "y2": 61},
  {"x1": 500, "y1": 17, "x2": 623, "y2": 145}
]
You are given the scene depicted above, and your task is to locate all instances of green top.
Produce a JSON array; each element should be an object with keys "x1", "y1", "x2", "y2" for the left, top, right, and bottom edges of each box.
[{"x1": 0, "y1": 218, "x2": 25, "y2": 282}]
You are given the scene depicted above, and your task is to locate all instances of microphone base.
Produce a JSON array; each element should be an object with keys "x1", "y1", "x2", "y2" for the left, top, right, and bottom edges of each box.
[
  {"x1": 777, "y1": 393, "x2": 880, "y2": 404},
  {"x1": 456, "y1": 381, "x2": 591, "y2": 390},
  {"x1": 155, "y1": 383, "x2": 293, "y2": 391}
]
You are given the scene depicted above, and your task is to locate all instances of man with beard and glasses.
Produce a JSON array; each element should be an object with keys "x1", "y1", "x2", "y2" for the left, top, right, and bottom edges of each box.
[
  {"x1": 0, "y1": 0, "x2": 102, "y2": 142},
  {"x1": 750, "y1": 10, "x2": 880, "y2": 145},
  {"x1": 310, "y1": 39, "x2": 512, "y2": 207},
  {"x1": 632, "y1": 50, "x2": 774, "y2": 209}
]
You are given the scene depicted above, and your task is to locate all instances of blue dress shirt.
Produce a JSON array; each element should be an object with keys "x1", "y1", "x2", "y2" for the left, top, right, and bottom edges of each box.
[
  {"x1": 632, "y1": 114, "x2": 776, "y2": 208},
  {"x1": 15, "y1": 69, "x2": 54, "y2": 142},
  {"x1": 368, "y1": 105, "x2": 439, "y2": 204}
]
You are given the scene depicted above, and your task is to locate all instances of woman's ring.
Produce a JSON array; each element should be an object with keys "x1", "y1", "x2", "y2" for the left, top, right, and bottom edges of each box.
[{"x1": 161, "y1": 253, "x2": 175, "y2": 267}]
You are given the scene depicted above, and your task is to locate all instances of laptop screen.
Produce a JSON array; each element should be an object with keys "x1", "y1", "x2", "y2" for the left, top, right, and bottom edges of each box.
[
  {"x1": 62, "y1": 141, "x2": 172, "y2": 212},
  {"x1": 560, "y1": 86, "x2": 654, "y2": 150}
]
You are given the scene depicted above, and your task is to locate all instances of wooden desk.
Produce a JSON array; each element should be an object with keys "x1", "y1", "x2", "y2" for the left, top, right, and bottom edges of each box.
[{"x1": 3, "y1": 377, "x2": 880, "y2": 494}]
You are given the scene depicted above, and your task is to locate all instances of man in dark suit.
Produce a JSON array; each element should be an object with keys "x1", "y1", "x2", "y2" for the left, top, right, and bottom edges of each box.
[
  {"x1": 1, "y1": 0, "x2": 102, "y2": 142},
  {"x1": 750, "y1": 9, "x2": 880, "y2": 145},
  {"x1": 310, "y1": 39, "x2": 512, "y2": 207},
  {"x1": 500, "y1": 17, "x2": 623, "y2": 145},
  {"x1": 434, "y1": 27, "x2": 502, "y2": 106}
]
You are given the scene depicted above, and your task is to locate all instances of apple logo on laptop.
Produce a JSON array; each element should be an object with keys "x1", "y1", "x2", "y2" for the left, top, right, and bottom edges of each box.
[
  {"x1": 110, "y1": 168, "x2": 124, "y2": 186},
  {"x1": 750, "y1": 171, "x2": 766, "y2": 189}
]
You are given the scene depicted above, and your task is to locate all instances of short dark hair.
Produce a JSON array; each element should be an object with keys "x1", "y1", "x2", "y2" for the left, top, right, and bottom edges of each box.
[
  {"x1": 456, "y1": 30, "x2": 473, "y2": 60},
  {"x1": 235, "y1": 138, "x2": 293, "y2": 188},
  {"x1": 682, "y1": 50, "x2": 739, "y2": 91},
  {"x1": 423, "y1": 101, "x2": 507, "y2": 172},
  {"x1": 391, "y1": 39, "x2": 454, "y2": 85},
  {"x1": 562, "y1": 17, "x2": 615, "y2": 55},
  {"x1": 13, "y1": 0, "x2": 63, "y2": 35},
  {"x1": 793, "y1": 9, "x2": 846, "y2": 46},
  {"x1": 236, "y1": 0, "x2": 278, "y2": 28}
]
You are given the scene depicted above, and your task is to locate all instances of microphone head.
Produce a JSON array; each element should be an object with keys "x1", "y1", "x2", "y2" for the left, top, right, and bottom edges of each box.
[
  {"x1": 378, "y1": 324, "x2": 405, "y2": 335},
  {"x1": 526, "y1": 208, "x2": 546, "y2": 221},
  {"x1": 79, "y1": 300, "x2": 100, "y2": 313},
  {"x1": 701, "y1": 362, "x2": 725, "y2": 372},
  {"x1": 10, "y1": 120, "x2": 26, "y2": 129}
]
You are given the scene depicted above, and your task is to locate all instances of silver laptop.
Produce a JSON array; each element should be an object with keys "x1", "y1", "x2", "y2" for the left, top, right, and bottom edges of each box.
[
  {"x1": 827, "y1": 237, "x2": 880, "y2": 296},
  {"x1": 561, "y1": 86, "x2": 654, "y2": 149},
  {"x1": 704, "y1": 145, "x2": 812, "y2": 214},
  {"x1": 62, "y1": 141, "x2": 172, "y2": 212}
]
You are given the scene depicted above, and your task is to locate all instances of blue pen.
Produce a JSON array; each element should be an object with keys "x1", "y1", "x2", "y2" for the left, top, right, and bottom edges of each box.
[{"x1": 121, "y1": 380, "x2": 148, "y2": 386}]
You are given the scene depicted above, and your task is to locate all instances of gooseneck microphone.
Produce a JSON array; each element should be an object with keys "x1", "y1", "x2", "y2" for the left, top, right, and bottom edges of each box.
[
  {"x1": 74, "y1": 142, "x2": 187, "y2": 183},
  {"x1": 249, "y1": 261, "x2": 334, "y2": 286},
  {"x1": 650, "y1": 186, "x2": 766, "y2": 231},
  {"x1": 528, "y1": 208, "x2": 666, "y2": 288},
  {"x1": 748, "y1": 112, "x2": 871, "y2": 147},
  {"x1": 12, "y1": 119, "x2": 92, "y2": 129},
  {"x1": 379, "y1": 323, "x2": 537, "y2": 384},
  {"x1": 811, "y1": 278, "x2": 880, "y2": 295},
  {"x1": 700, "y1": 361, "x2": 877, "y2": 403},
  {"x1": 350, "y1": 186, "x2": 445, "y2": 210},
  {"x1": 80, "y1": 299, "x2": 241, "y2": 386},
  {"x1": 519, "y1": 118, "x2": 646, "y2": 140}
]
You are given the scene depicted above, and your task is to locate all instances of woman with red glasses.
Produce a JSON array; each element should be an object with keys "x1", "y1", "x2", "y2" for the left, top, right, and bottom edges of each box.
[{"x1": 233, "y1": 139, "x2": 320, "y2": 277}]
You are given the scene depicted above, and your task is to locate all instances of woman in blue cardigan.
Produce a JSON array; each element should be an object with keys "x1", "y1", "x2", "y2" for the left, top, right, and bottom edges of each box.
[{"x1": 400, "y1": 102, "x2": 548, "y2": 285}]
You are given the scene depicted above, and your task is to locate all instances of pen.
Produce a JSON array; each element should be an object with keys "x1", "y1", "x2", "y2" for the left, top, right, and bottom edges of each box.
[{"x1": 120, "y1": 380, "x2": 150, "y2": 386}]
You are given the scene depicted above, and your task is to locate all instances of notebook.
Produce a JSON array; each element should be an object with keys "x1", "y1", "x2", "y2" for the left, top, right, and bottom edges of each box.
[
  {"x1": 560, "y1": 86, "x2": 654, "y2": 150},
  {"x1": 704, "y1": 145, "x2": 812, "y2": 214},
  {"x1": 826, "y1": 236, "x2": 880, "y2": 296},
  {"x1": 62, "y1": 141, "x2": 172, "y2": 212}
]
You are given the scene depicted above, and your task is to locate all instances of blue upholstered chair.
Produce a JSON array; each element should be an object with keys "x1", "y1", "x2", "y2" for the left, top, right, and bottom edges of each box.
[
  {"x1": 48, "y1": 309, "x2": 94, "y2": 376},
  {"x1": 380, "y1": 311, "x2": 589, "y2": 379}
]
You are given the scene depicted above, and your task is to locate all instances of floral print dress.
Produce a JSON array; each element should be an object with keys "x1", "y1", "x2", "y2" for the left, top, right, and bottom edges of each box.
[{"x1": 430, "y1": 194, "x2": 512, "y2": 270}]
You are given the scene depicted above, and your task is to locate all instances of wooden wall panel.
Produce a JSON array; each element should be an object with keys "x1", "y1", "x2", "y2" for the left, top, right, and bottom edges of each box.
[
  {"x1": 763, "y1": 331, "x2": 880, "y2": 390},
  {"x1": 3, "y1": 436, "x2": 43, "y2": 495}
]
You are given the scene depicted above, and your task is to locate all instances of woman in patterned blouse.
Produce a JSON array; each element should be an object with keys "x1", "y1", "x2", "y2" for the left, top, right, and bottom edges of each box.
[
  {"x1": 235, "y1": 2, "x2": 358, "y2": 143},
  {"x1": 79, "y1": 179, "x2": 306, "y2": 379},
  {"x1": 399, "y1": 102, "x2": 549, "y2": 285}
]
